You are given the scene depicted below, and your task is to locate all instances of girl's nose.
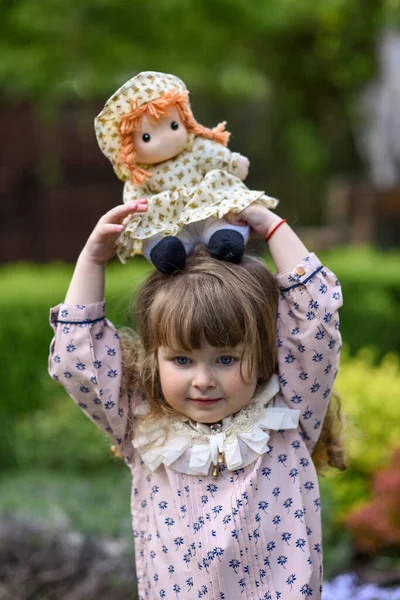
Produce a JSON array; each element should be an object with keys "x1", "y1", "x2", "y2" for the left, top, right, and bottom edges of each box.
[{"x1": 192, "y1": 367, "x2": 216, "y2": 390}]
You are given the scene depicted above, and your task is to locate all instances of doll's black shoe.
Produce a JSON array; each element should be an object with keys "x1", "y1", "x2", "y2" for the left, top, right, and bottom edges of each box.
[
  {"x1": 150, "y1": 236, "x2": 187, "y2": 274},
  {"x1": 208, "y1": 230, "x2": 245, "y2": 264}
]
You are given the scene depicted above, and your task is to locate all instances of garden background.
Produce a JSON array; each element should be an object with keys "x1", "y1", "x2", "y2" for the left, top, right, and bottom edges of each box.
[{"x1": 1, "y1": 1, "x2": 400, "y2": 598}]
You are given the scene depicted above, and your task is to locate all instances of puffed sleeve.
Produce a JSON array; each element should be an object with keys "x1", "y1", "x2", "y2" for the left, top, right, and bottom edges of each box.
[
  {"x1": 48, "y1": 301, "x2": 140, "y2": 460},
  {"x1": 273, "y1": 253, "x2": 343, "y2": 454},
  {"x1": 195, "y1": 138, "x2": 243, "y2": 177}
]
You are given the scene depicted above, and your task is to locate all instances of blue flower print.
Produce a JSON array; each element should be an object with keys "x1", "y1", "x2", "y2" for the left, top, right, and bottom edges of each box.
[
  {"x1": 302, "y1": 407, "x2": 313, "y2": 420},
  {"x1": 300, "y1": 457, "x2": 309, "y2": 470},
  {"x1": 63, "y1": 370, "x2": 72, "y2": 379},
  {"x1": 168, "y1": 564, "x2": 174, "y2": 577},
  {"x1": 310, "y1": 379, "x2": 320, "y2": 393},
  {"x1": 283, "y1": 498, "x2": 293, "y2": 513},
  {"x1": 300, "y1": 583, "x2": 313, "y2": 597},
  {"x1": 222, "y1": 514, "x2": 231, "y2": 527},
  {"x1": 159, "y1": 501, "x2": 168, "y2": 513},
  {"x1": 75, "y1": 360, "x2": 86, "y2": 371},
  {"x1": 53, "y1": 355, "x2": 61, "y2": 364},
  {"x1": 186, "y1": 577, "x2": 193, "y2": 590},
  {"x1": 62, "y1": 325, "x2": 70, "y2": 334},
  {"x1": 107, "y1": 367, "x2": 117, "y2": 378},
  {"x1": 319, "y1": 283, "x2": 327, "y2": 294},
  {"x1": 79, "y1": 385, "x2": 89, "y2": 393},
  {"x1": 66, "y1": 343, "x2": 76, "y2": 353},
  {"x1": 312, "y1": 350, "x2": 323, "y2": 363},
  {"x1": 294, "y1": 509, "x2": 304, "y2": 522},
  {"x1": 266, "y1": 541, "x2": 276, "y2": 555},
  {"x1": 323, "y1": 386, "x2": 331, "y2": 399},
  {"x1": 95, "y1": 331, "x2": 103, "y2": 340},
  {"x1": 291, "y1": 326, "x2": 300, "y2": 335},
  {"x1": 261, "y1": 467, "x2": 271, "y2": 479},
  {"x1": 231, "y1": 529, "x2": 240, "y2": 541},
  {"x1": 93, "y1": 360, "x2": 102, "y2": 369},
  {"x1": 60, "y1": 309, "x2": 68, "y2": 317},
  {"x1": 174, "y1": 537, "x2": 184, "y2": 550},
  {"x1": 304, "y1": 481, "x2": 315, "y2": 494},
  {"x1": 278, "y1": 454, "x2": 288, "y2": 466},
  {"x1": 314, "y1": 543, "x2": 321, "y2": 556},
  {"x1": 291, "y1": 392, "x2": 302, "y2": 404},
  {"x1": 104, "y1": 399, "x2": 115, "y2": 410},
  {"x1": 297, "y1": 341, "x2": 306, "y2": 353},
  {"x1": 282, "y1": 532, "x2": 292, "y2": 545},
  {"x1": 213, "y1": 547, "x2": 224, "y2": 561},
  {"x1": 212, "y1": 505, "x2": 222, "y2": 518},
  {"x1": 272, "y1": 487, "x2": 280, "y2": 500},
  {"x1": 160, "y1": 590, "x2": 166, "y2": 598},
  {"x1": 289, "y1": 468, "x2": 299, "y2": 482},
  {"x1": 173, "y1": 583, "x2": 180, "y2": 597},
  {"x1": 306, "y1": 310, "x2": 316, "y2": 321},
  {"x1": 328, "y1": 336, "x2": 336, "y2": 350},
  {"x1": 165, "y1": 517, "x2": 175, "y2": 530},
  {"x1": 258, "y1": 501, "x2": 269, "y2": 513},
  {"x1": 279, "y1": 373, "x2": 288, "y2": 387},
  {"x1": 296, "y1": 538, "x2": 306, "y2": 552},
  {"x1": 201, "y1": 495, "x2": 208, "y2": 505},
  {"x1": 286, "y1": 574, "x2": 297, "y2": 591},
  {"x1": 291, "y1": 440, "x2": 300, "y2": 450},
  {"x1": 277, "y1": 555, "x2": 288, "y2": 569},
  {"x1": 206, "y1": 483, "x2": 218, "y2": 498},
  {"x1": 272, "y1": 515, "x2": 281, "y2": 530},
  {"x1": 284, "y1": 352, "x2": 295, "y2": 364},
  {"x1": 315, "y1": 327, "x2": 325, "y2": 340},
  {"x1": 314, "y1": 498, "x2": 321, "y2": 511},
  {"x1": 238, "y1": 578, "x2": 246, "y2": 592},
  {"x1": 106, "y1": 346, "x2": 116, "y2": 356},
  {"x1": 323, "y1": 310, "x2": 332, "y2": 323},
  {"x1": 229, "y1": 558, "x2": 240, "y2": 574},
  {"x1": 299, "y1": 370, "x2": 309, "y2": 381}
]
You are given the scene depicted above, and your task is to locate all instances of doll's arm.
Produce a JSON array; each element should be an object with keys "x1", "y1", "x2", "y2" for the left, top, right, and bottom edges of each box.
[{"x1": 197, "y1": 138, "x2": 250, "y2": 180}]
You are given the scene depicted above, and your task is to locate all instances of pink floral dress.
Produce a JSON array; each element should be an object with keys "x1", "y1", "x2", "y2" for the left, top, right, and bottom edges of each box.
[{"x1": 48, "y1": 252, "x2": 342, "y2": 600}]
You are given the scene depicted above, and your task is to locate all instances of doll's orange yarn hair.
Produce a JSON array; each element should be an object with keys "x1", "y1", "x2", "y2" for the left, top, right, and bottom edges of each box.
[{"x1": 119, "y1": 89, "x2": 231, "y2": 185}]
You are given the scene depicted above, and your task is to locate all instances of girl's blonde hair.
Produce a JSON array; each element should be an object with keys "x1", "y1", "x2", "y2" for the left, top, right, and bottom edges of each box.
[
  {"x1": 120, "y1": 246, "x2": 347, "y2": 474},
  {"x1": 118, "y1": 89, "x2": 230, "y2": 185}
]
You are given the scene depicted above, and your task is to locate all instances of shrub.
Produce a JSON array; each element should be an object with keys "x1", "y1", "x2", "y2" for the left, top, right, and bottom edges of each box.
[{"x1": 344, "y1": 447, "x2": 400, "y2": 554}]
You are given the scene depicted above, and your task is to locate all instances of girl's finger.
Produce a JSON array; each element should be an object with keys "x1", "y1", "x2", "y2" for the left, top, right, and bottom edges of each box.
[
  {"x1": 97, "y1": 223, "x2": 124, "y2": 238},
  {"x1": 101, "y1": 200, "x2": 148, "y2": 224}
]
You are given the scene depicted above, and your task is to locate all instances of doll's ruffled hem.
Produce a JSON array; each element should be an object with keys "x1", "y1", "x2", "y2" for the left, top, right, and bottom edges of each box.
[{"x1": 116, "y1": 191, "x2": 278, "y2": 262}]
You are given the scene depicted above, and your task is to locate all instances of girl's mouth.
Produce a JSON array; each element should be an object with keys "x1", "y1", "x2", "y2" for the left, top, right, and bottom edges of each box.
[{"x1": 190, "y1": 398, "x2": 222, "y2": 406}]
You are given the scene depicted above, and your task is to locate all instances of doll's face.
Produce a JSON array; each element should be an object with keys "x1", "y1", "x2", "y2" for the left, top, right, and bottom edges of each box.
[{"x1": 133, "y1": 105, "x2": 189, "y2": 164}]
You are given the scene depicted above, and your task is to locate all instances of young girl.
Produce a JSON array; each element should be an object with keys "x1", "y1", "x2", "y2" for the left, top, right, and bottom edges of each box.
[{"x1": 48, "y1": 201, "x2": 345, "y2": 600}]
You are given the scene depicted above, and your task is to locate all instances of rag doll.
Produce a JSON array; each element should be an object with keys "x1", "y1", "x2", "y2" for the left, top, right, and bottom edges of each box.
[{"x1": 95, "y1": 71, "x2": 278, "y2": 274}]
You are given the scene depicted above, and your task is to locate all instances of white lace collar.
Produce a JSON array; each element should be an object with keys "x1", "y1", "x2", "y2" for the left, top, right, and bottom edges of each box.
[{"x1": 132, "y1": 374, "x2": 300, "y2": 476}]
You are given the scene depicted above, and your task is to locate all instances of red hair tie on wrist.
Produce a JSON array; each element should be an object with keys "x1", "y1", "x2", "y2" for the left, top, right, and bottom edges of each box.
[{"x1": 265, "y1": 219, "x2": 287, "y2": 242}]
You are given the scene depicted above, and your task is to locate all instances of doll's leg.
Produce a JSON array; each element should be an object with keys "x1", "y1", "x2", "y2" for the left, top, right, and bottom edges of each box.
[
  {"x1": 142, "y1": 229, "x2": 196, "y2": 275},
  {"x1": 200, "y1": 217, "x2": 250, "y2": 263}
]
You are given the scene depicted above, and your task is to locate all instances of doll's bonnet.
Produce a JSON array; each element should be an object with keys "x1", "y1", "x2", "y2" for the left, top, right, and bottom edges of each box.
[{"x1": 95, "y1": 71, "x2": 187, "y2": 182}]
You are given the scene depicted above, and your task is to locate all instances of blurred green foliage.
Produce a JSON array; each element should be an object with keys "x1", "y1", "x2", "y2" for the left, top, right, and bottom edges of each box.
[{"x1": 2, "y1": 0, "x2": 400, "y2": 211}]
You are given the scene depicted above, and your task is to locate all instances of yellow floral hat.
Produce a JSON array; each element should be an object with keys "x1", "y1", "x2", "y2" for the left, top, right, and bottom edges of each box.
[{"x1": 95, "y1": 71, "x2": 187, "y2": 182}]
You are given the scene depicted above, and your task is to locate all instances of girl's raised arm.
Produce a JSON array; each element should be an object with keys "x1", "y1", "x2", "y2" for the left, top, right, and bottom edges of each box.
[
  {"x1": 65, "y1": 200, "x2": 148, "y2": 304},
  {"x1": 48, "y1": 200, "x2": 148, "y2": 458},
  {"x1": 230, "y1": 203, "x2": 343, "y2": 454}
]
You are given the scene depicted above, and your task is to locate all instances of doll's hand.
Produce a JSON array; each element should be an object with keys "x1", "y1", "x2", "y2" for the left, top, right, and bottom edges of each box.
[
  {"x1": 81, "y1": 200, "x2": 148, "y2": 265},
  {"x1": 225, "y1": 203, "x2": 281, "y2": 238},
  {"x1": 236, "y1": 155, "x2": 250, "y2": 180}
]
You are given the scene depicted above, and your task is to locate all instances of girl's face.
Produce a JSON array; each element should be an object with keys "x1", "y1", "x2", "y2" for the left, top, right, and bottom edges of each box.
[
  {"x1": 157, "y1": 345, "x2": 257, "y2": 424},
  {"x1": 133, "y1": 105, "x2": 189, "y2": 164}
]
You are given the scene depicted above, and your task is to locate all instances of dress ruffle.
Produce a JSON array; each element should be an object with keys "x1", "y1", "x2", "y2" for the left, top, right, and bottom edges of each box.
[{"x1": 117, "y1": 169, "x2": 278, "y2": 259}]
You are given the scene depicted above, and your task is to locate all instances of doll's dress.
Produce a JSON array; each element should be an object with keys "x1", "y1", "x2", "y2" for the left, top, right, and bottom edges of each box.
[{"x1": 116, "y1": 134, "x2": 278, "y2": 262}]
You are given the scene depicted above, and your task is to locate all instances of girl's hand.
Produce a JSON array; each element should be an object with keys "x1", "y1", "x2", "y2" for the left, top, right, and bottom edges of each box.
[
  {"x1": 81, "y1": 200, "x2": 148, "y2": 265},
  {"x1": 225, "y1": 203, "x2": 281, "y2": 238}
]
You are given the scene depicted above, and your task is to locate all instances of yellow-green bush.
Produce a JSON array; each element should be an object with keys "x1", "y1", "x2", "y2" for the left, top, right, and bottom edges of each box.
[{"x1": 326, "y1": 348, "x2": 400, "y2": 520}]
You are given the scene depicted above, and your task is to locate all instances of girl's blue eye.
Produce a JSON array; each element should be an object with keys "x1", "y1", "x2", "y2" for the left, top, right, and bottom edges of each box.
[
  {"x1": 218, "y1": 356, "x2": 235, "y2": 366},
  {"x1": 142, "y1": 133, "x2": 151, "y2": 142},
  {"x1": 174, "y1": 357, "x2": 190, "y2": 366}
]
